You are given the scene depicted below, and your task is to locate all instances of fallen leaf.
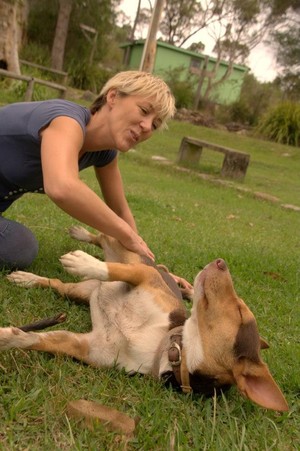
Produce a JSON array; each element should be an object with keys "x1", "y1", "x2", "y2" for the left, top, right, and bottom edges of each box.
[
  {"x1": 227, "y1": 214, "x2": 237, "y2": 220},
  {"x1": 263, "y1": 272, "x2": 287, "y2": 282},
  {"x1": 66, "y1": 399, "x2": 138, "y2": 435}
]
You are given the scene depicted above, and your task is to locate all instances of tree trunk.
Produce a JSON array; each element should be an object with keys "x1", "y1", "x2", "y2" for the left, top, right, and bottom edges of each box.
[
  {"x1": 0, "y1": 0, "x2": 27, "y2": 74},
  {"x1": 140, "y1": 0, "x2": 165, "y2": 73},
  {"x1": 123, "y1": 0, "x2": 142, "y2": 67},
  {"x1": 51, "y1": 0, "x2": 73, "y2": 71}
]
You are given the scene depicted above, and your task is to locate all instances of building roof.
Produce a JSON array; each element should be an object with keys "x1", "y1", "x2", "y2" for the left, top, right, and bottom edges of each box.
[{"x1": 120, "y1": 39, "x2": 248, "y2": 73}]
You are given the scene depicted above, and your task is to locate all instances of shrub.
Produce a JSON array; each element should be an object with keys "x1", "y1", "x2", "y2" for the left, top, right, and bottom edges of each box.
[
  {"x1": 0, "y1": 77, "x2": 59, "y2": 103},
  {"x1": 67, "y1": 60, "x2": 113, "y2": 93},
  {"x1": 161, "y1": 66, "x2": 195, "y2": 109},
  {"x1": 217, "y1": 100, "x2": 252, "y2": 125},
  {"x1": 257, "y1": 101, "x2": 300, "y2": 147},
  {"x1": 216, "y1": 74, "x2": 283, "y2": 127},
  {"x1": 19, "y1": 42, "x2": 50, "y2": 67}
]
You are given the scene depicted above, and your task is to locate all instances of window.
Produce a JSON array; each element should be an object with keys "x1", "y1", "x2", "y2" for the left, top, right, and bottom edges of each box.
[{"x1": 190, "y1": 58, "x2": 202, "y2": 74}]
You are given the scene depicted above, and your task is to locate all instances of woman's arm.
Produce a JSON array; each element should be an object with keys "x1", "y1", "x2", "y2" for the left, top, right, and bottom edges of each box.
[
  {"x1": 40, "y1": 116, "x2": 154, "y2": 259},
  {"x1": 94, "y1": 158, "x2": 137, "y2": 232}
]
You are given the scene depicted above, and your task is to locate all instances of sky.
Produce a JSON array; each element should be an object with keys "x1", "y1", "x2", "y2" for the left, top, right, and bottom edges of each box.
[{"x1": 118, "y1": 0, "x2": 278, "y2": 83}]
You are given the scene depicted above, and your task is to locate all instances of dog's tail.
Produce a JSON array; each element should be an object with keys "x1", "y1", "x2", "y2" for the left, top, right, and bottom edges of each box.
[{"x1": 17, "y1": 312, "x2": 67, "y2": 332}]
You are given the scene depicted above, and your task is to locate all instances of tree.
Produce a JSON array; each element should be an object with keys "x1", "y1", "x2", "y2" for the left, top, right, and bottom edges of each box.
[
  {"x1": 132, "y1": 0, "x2": 281, "y2": 108},
  {"x1": 51, "y1": 0, "x2": 73, "y2": 70},
  {"x1": 26, "y1": 0, "x2": 120, "y2": 71},
  {"x1": 159, "y1": 0, "x2": 275, "y2": 55},
  {"x1": 270, "y1": 2, "x2": 300, "y2": 99},
  {"x1": 159, "y1": 0, "x2": 215, "y2": 47},
  {"x1": 65, "y1": 0, "x2": 121, "y2": 65},
  {"x1": 122, "y1": 0, "x2": 143, "y2": 66},
  {"x1": 50, "y1": 0, "x2": 121, "y2": 70},
  {"x1": 195, "y1": 0, "x2": 272, "y2": 106},
  {"x1": 0, "y1": 0, "x2": 28, "y2": 73}
]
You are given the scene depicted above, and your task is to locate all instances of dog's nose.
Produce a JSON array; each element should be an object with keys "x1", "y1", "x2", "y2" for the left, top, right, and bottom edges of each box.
[{"x1": 216, "y1": 258, "x2": 227, "y2": 271}]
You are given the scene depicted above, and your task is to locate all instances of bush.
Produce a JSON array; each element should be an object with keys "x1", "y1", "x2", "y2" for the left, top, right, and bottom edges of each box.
[
  {"x1": 161, "y1": 66, "x2": 195, "y2": 109},
  {"x1": 217, "y1": 100, "x2": 252, "y2": 125},
  {"x1": 216, "y1": 74, "x2": 283, "y2": 127},
  {"x1": 67, "y1": 60, "x2": 113, "y2": 93},
  {"x1": 257, "y1": 101, "x2": 300, "y2": 147},
  {"x1": 0, "y1": 77, "x2": 60, "y2": 103},
  {"x1": 19, "y1": 42, "x2": 51, "y2": 68}
]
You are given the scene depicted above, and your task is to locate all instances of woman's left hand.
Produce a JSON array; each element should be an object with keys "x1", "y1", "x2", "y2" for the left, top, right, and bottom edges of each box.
[{"x1": 169, "y1": 272, "x2": 193, "y2": 291}]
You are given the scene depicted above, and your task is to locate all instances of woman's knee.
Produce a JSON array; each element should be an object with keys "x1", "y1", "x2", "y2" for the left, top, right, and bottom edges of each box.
[{"x1": 0, "y1": 217, "x2": 39, "y2": 270}]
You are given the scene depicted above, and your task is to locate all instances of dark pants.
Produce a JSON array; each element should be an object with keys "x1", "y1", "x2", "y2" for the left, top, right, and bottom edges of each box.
[{"x1": 0, "y1": 215, "x2": 39, "y2": 270}]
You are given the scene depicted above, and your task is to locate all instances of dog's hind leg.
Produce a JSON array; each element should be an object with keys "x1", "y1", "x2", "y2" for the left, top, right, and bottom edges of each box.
[
  {"x1": 7, "y1": 271, "x2": 99, "y2": 305},
  {"x1": 0, "y1": 327, "x2": 98, "y2": 364}
]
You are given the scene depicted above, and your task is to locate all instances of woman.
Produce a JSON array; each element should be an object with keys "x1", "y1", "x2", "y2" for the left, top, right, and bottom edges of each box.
[{"x1": 0, "y1": 71, "x2": 185, "y2": 280}]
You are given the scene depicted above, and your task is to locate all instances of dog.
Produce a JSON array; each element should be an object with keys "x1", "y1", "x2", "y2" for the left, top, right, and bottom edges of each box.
[{"x1": 1, "y1": 225, "x2": 288, "y2": 411}]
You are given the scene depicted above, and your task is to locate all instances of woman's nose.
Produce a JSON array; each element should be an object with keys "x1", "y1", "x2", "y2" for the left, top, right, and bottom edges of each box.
[{"x1": 140, "y1": 117, "x2": 154, "y2": 133}]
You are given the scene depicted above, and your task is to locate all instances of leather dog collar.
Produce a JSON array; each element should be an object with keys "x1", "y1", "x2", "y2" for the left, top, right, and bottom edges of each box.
[{"x1": 168, "y1": 328, "x2": 192, "y2": 394}]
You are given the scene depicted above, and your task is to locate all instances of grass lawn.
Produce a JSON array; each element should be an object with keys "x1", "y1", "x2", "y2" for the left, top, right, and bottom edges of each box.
[
  {"x1": 0, "y1": 110, "x2": 299, "y2": 449},
  {"x1": 136, "y1": 119, "x2": 300, "y2": 207}
]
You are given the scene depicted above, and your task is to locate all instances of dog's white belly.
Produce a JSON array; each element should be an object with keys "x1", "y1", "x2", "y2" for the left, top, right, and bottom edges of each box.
[{"x1": 87, "y1": 282, "x2": 170, "y2": 373}]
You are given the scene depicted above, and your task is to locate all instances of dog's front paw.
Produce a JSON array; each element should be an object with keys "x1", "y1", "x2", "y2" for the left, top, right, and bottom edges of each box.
[
  {"x1": 69, "y1": 225, "x2": 92, "y2": 243},
  {"x1": 60, "y1": 250, "x2": 108, "y2": 280},
  {"x1": 7, "y1": 271, "x2": 44, "y2": 287}
]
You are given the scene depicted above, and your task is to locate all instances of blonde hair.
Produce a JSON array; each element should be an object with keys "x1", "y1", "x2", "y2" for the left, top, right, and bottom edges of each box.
[{"x1": 90, "y1": 71, "x2": 176, "y2": 130}]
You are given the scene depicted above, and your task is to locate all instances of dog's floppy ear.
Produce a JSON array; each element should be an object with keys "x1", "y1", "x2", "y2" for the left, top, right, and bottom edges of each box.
[{"x1": 233, "y1": 359, "x2": 288, "y2": 411}]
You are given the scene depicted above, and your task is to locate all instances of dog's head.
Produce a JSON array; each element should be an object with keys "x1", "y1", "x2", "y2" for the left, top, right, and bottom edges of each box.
[{"x1": 180, "y1": 258, "x2": 288, "y2": 411}]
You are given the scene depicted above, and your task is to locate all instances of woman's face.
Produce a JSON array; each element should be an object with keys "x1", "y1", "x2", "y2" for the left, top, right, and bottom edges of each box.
[{"x1": 106, "y1": 90, "x2": 162, "y2": 152}]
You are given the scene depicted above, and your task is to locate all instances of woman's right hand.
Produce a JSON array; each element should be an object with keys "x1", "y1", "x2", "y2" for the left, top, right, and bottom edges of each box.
[{"x1": 119, "y1": 229, "x2": 155, "y2": 261}]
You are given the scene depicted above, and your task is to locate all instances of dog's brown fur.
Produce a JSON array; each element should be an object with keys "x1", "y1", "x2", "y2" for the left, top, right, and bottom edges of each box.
[{"x1": 2, "y1": 226, "x2": 288, "y2": 411}]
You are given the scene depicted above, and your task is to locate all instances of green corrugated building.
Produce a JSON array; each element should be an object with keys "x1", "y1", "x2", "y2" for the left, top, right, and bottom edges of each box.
[{"x1": 121, "y1": 39, "x2": 248, "y2": 105}]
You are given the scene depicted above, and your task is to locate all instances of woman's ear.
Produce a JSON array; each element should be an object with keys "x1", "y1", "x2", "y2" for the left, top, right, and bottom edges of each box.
[{"x1": 106, "y1": 89, "x2": 117, "y2": 108}]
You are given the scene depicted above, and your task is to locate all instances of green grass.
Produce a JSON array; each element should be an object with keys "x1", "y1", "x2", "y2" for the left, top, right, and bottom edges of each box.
[
  {"x1": 136, "y1": 120, "x2": 300, "y2": 206},
  {"x1": 0, "y1": 117, "x2": 300, "y2": 449}
]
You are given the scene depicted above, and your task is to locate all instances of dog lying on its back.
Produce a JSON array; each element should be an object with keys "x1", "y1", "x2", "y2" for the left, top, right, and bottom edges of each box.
[{"x1": 1, "y1": 226, "x2": 288, "y2": 411}]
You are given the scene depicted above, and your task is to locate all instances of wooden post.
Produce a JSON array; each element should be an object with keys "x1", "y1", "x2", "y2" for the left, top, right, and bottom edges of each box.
[
  {"x1": 0, "y1": 69, "x2": 66, "y2": 100},
  {"x1": 139, "y1": 0, "x2": 165, "y2": 73},
  {"x1": 25, "y1": 79, "x2": 35, "y2": 101},
  {"x1": 79, "y1": 24, "x2": 98, "y2": 65}
]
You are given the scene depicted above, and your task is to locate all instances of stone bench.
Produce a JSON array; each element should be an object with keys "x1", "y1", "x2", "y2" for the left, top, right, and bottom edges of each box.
[{"x1": 177, "y1": 136, "x2": 250, "y2": 180}]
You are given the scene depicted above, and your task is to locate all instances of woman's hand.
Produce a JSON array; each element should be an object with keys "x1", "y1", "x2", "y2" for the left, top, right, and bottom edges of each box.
[
  {"x1": 119, "y1": 229, "x2": 155, "y2": 261},
  {"x1": 168, "y1": 272, "x2": 193, "y2": 291}
]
